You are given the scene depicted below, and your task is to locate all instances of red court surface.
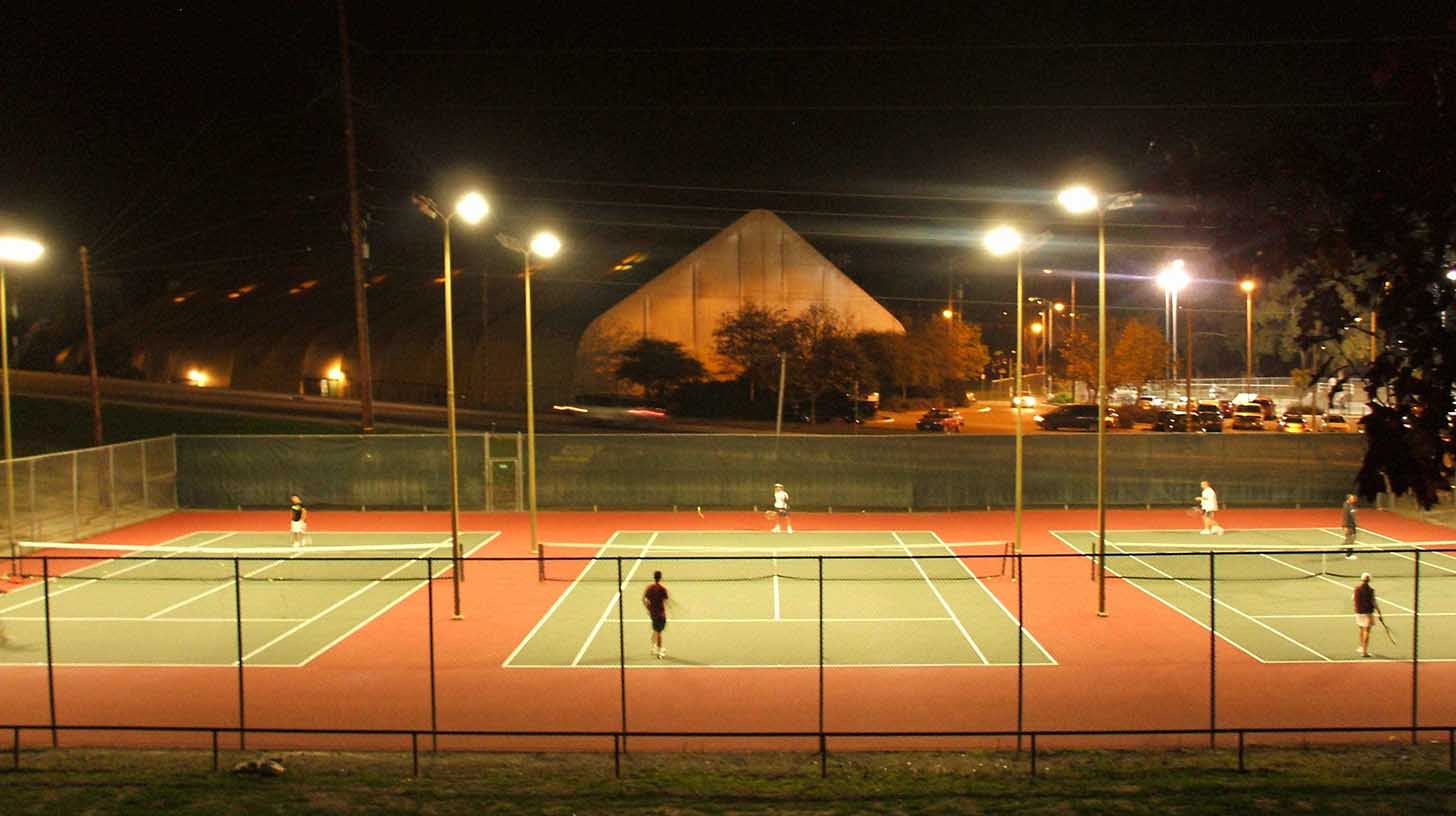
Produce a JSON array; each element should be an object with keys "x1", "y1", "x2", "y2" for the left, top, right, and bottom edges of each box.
[{"x1": 2, "y1": 506, "x2": 1452, "y2": 753}]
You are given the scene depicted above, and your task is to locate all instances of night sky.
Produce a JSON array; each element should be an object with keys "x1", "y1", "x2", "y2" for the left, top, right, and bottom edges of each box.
[{"x1": 2, "y1": 2, "x2": 1449, "y2": 355}]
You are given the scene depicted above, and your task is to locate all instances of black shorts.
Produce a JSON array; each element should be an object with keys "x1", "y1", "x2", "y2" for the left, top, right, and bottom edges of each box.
[
  {"x1": 776, "y1": 507, "x2": 790, "y2": 516},
  {"x1": 651, "y1": 615, "x2": 667, "y2": 632}
]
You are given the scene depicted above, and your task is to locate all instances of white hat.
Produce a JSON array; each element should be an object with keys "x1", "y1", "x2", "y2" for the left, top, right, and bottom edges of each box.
[{"x1": 1360, "y1": 572, "x2": 1371, "y2": 582}]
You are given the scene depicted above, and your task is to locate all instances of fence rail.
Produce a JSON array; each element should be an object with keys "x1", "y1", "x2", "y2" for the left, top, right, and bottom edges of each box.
[{"x1": 4, "y1": 547, "x2": 1451, "y2": 771}]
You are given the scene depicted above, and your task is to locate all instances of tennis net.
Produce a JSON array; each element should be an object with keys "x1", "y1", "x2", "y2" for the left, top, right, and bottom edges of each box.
[
  {"x1": 16, "y1": 540, "x2": 467, "y2": 583},
  {"x1": 545, "y1": 542, "x2": 1010, "y2": 583},
  {"x1": 1093, "y1": 542, "x2": 1456, "y2": 583}
]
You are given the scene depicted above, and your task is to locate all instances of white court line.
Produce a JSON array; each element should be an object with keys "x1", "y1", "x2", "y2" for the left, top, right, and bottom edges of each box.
[
  {"x1": 144, "y1": 550, "x2": 312, "y2": 620},
  {"x1": 933, "y1": 531, "x2": 1057, "y2": 666},
  {"x1": 613, "y1": 616, "x2": 954, "y2": 624},
  {"x1": 4, "y1": 616, "x2": 306, "y2": 623},
  {"x1": 503, "y1": 531, "x2": 622, "y2": 667},
  {"x1": 1105, "y1": 541, "x2": 1332, "y2": 661},
  {"x1": 772, "y1": 551, "x2": 781, "y2": 621},
  {"x1": 1318, "y1": 528, "x2": 1456, "y2": 577},
  {"x1": 239, "y1": 536, "x2": 456, "y2": 663},
  {"x1": 1256, "y1": 612, "x2": 1456, "y2": 619},
  {"x1": 293, "y1": 532, "x2": 499, "y2": 667},
  {"x1": 571, "y1": 531, "x2": 657, "y2": 666},
  {"x1": 1256, "y1": 551, "x2": 1416, "y2": 615},
  {"x1": 1047, "y1": 531, "x2": 1271, "y2": 664},
  {"x1": 0, "y1": 532, "x2": 239, "y2": 615},
  {"x1": 892, "y1": 531, "x2": 987, "y2": 664}
]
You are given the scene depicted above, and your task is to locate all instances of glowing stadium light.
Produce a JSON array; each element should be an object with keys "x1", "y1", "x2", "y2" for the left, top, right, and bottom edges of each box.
[
  {"x1": 455, "y1": 192, "x2": 490, "y2": 225},
  {"x1": 982, "y1": 225, "x2": 1023, "y2": 257}
]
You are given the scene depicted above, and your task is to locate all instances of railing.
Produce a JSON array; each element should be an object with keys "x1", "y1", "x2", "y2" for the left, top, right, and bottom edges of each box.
[
  {"x1": 4, "y1": 548, "x2": 1451, "y2": 775},
  {"x1": 5, "y1": 723, "x2": 1453, "y2": 778}
]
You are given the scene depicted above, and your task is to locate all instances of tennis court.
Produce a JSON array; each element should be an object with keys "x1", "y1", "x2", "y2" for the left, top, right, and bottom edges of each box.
[
  {"x1": 1052, "y1": 526, "x2": 1456, "y2": 663},
  {"x1": 507, "y1": 529, "x2": 1053, "y2": 668},
  {"x1": 0, "y1": 530, "x2": 497, "y2": 667}
]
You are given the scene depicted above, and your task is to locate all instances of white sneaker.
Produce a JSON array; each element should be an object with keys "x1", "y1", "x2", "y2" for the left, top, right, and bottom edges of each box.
[
  {"x1": 1199, "y1": 529, "x2": 1211, "y2": 535},
  {"x1": 655, "y1": 648, "x2": 665, "y2": 659},
  {"x1": 786, "y1": 527, "x2": 793, "y2": 534},
  {"x1": 1212, "y1": 526, "x2": 1224, "y2": 536},
  {"x1": 771, "y1": 527, "x2": 780, "y2": 533},
  {"x1": 1346, "y1": 554, "x2": 1358, "y2": 560}
]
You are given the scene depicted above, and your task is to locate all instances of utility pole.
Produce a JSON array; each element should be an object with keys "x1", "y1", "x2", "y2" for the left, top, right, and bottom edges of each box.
[
  {"x1": 338, "y1": 0, "x2": 375, "y2": 432},
  {"x1": 79, "y1": 246, "x2": 103, "y2": 447}
]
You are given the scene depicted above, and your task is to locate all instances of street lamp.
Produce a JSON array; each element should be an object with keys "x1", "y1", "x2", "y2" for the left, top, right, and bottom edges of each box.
[
  {"x1": 0, "y1": 235, "x2": 44, "y2": 582},
  {"x1": 1027, "y1": 297, "x2": 1064, "y2": 395},
  {"x1": 1058, "y1": 184, "x2": 1139, "y2": 616},
  {"x1": 498, "y1": 230, "x2": 562, "y2": 580},
  {"x1": 413, "y1": 191, "x2": 490, "y2": 620},
  {"x1": 1156, "y1": 260, "x2": 1190, "y2": 382},
  {"x1": 1240, "y1": 280, "x2": 1256, "y2": 386},
  {"x1": 982, "y1": 225, "x2": 1038, "y2": 580}
]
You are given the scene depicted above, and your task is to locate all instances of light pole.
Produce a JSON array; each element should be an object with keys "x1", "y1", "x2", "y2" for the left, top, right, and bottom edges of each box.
[
  {"x1": 497, "y1": 230, "x2": 562, "y2": 581},
  {"x1": 1156, "y1": 260, "x2": 1190, "y2": 386},
  {"x1": 413, "y1": 191, "x2": 489, "y2": 620},
  {"x1": 1028, "y1": 297, "x2": 1064, "y2": 395},
  {"x1": 1240, "y1": 280, "x2": 1256, "y2": 387},
  {"x1": 983, "y1": 225, "x2": 1033, "y2": 577},
  {"x1": 0, "y1": 235, "x2": 44, "y2": 582},
  {"x1": 1058, "y1": 185, "x2": 1139, "y2": 616}
]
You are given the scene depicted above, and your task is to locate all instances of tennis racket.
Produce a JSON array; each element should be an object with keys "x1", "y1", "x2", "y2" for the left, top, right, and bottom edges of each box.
[
  {"x1": 1185, "y1": 505, "x2": 1202, "y2": 518},
  {"x1": 1378, "y1": 609, "x2": 1396, "y2": 645}
]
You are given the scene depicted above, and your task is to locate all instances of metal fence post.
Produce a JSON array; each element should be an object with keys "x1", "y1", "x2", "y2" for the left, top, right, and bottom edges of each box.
[
  {"x1": 618, "y1": 557, "x2": 627, "y2": 753},
  {"x1": 139, "y1": 442, "x2": 149, "y2": 509},
  {"x1": 1209, "y1": 550, "x2": 1217, "y2": 748},
  {"x1": 1017, "y1": 548, "x2": 1025, "y2": 754},
  {"x1": 234, "y1": 557, "x2": 246, "y2": 751},
  {"x1": 26, "y1": 458, "x2": 35, "y2": 539},
  {"x1": 108, "y1": 445, "x2": 117, "y2": 527},
  {"x1": 819, "y1": 555, "x2": 826, "y2": 778},
  {"x1": 42, "y1": 557, "x2": 57, "y2": 748},
  {"x1": 1412, "y1": 550, "x2": 1421, "y2": 745},
  {"x1": 427, "y1": 558, "x2": 439, "y2": 753}
]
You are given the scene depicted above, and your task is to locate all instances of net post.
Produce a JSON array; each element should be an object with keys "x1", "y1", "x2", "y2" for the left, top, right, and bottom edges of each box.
[
  {"x1": 1412, "y1": 550, "x2": 1421, "y2": 746},
  {"x1": 1209, "y1": 550, "x2": 1216, "y2": 748},
  {"x1": 818, "y1": 555, "x2": 826, "y2": 778},
  {"x1": 42, "y1": 557, "x2": 57, "y2": 748},
  {"x1": 108, "y1": 445, "x2": 117, "y2": 528},
  {"x1": 617, "y1": 557, "x2": 627, "y2": 755},
  {"x1": 139, "y1": 441, "x2": 148, "y2": 509},
  {"x1": 427, "y1": 557, "x2": 439, "y2": 754},
  {"x1": 70, "y1": 451, "x2": 79, "y2": 541},
  {"x1": 233, "y1": 557, "x2": 246, "y2": 752}
]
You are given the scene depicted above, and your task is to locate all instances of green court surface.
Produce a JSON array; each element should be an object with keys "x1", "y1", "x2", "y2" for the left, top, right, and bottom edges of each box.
[
  {"x1": 0, "y1": 531, "x2": 497, "y2": 667},
  {"x1": 1053, "y1": 527, "x2": 1456, "y2": 663},
  {"x1": 507, "y1": 530, "x2": 1053, "y2": 668}
]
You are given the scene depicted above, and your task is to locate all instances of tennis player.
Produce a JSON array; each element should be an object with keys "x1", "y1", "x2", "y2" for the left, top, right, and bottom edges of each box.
[
  {"x1": 289, "y1": 495, "x2": 308, "y2": 547},
  {"x1": 771, "y1": 483, "x2": 792, "y2": 534},
  {"x1": 1353, "y1": 572, "x2": 1379, "y2": 657},
  {"x1": 1341, "y1": 494, "x2": 1359, "y2": 559},
  {"x1": 1197, "y1": 481, "x2": 1222, "y2": 535},
  {"x1": 642, "y1": 570, "x2": 670, "y2": 659}
]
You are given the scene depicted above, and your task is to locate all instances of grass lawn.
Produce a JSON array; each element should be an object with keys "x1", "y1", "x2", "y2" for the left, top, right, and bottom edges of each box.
[
  {"x1": 10, "y1": 396, "x2": 378, "y2": 457},
  {"x1": 3, "y1": 745, "x2": 1454, "y2": 814}
]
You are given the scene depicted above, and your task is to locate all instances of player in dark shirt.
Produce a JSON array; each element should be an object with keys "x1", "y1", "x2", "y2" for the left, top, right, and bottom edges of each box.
[
  {"x1": 1341, "y1": 494, "x2": 1359, "y2": 559},
  {"x1": 642, "y1": 570, "x2": 670, "y2": 659},
  {"x1": 1353, "y1": 572, "x2": 1378, "y2": 657},
  {"x1": 289, "y1": 495, "x2": 308, "y2": 548}
]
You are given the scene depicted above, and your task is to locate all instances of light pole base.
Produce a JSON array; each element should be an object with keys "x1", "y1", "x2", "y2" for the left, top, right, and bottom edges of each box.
[{"x1": 451, "y1": 613, "x2": 465, "y2": 621}]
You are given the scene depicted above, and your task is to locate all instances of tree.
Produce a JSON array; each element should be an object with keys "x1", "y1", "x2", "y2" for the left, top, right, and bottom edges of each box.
[
  {"x1": 1059, "y1": 321, "x2": 1168, "y2": 397},
  {"x1": 1198, "y1": 34, "x2": 1456, "y2": 507},
  {"x1": 613, "y1": 338, "x2": 707, "y2": 402},
  {"x1": 855, "y1": 330, "x2": 914, "y2": 400},
  {"x1": 712, "y1": 303, "x2": 794, "y2": 401},
  {"x1": 787, "y1": 304, "x2": 874, "y2": 420}
]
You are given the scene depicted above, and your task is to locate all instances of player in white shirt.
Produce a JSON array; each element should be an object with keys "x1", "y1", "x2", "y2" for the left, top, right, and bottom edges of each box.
[
  {"x1": 771, "y1": 483, "x2": 792, "y2": 534},
  {"x1": 1197, "y1": 480, "x2": 1222, "y2": 535}
]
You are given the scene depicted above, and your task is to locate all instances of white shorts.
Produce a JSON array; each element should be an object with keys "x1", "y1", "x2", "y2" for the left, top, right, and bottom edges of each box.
[
  {"x1": 290, "y1": 520, "x2": 307, "y2": 534},
  {"x1": 1355, "y1": 613, "x2": 1373, "y2": 628}
]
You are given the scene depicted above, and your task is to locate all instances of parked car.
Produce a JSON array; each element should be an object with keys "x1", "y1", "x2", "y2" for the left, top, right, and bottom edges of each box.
[
  {"x1": 1201, "y1": 399, "x2": 1234, "y2": 419},
  {"x1": 1011, "y1": 393, "x2": 1037, "y2": 409},
  {"x1": 916, "y1": 408, "x2": 963, "y2": 432},
  {"x1": 1251, "y1": 396, "x2": 1277, "y2": 420},
  {"x1": 1280, "y1": 411, "x2": 1309, "y2": 433},
  {"x1": 1231, "y1": 404, "x2": 1266, "y2": 430},
  {"x1": 1128, "y1": 396, "x2": 1163, "y2": 423},
  {"x1": 1150, "y1": 409, "x2": 1198, "y2": 432},
  {"x1": 1322, "y1": 413, "x2": 1354, "y2": 432},
  {"x1": 1197, "y1": 406, "x2": 1224, "y2": 432},
  {"x1": 1033, "y1": 403, "x2": 1117, "y2": 431}
]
